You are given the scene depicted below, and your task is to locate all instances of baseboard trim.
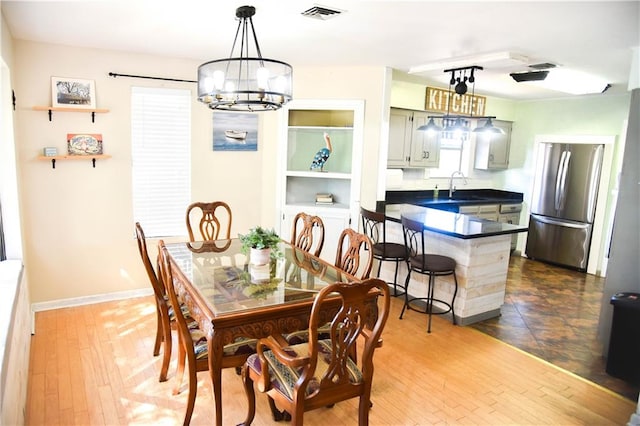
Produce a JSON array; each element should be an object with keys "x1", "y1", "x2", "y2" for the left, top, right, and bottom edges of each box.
[{"x1": 31, "y1": 288, "x2": 153, "y2": 313}]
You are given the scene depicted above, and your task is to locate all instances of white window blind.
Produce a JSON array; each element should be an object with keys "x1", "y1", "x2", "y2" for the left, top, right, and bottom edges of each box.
[{"x1": 132, "y1": 86, "x2": 191, "y2": 237}]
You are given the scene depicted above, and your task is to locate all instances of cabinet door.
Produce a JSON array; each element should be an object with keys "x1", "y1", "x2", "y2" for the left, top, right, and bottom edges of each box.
[
  {"x1": 476, "y1": 204, "x2": 500, "y2": 221},
  {"x1": 387, "y1": 109, "x2": 412, "y2": 167},
  {"x1": 409, "y1": 112, "x2": 440, "y2": 168},
  {"x1": 474, "y1": 119, "x2": 512, "y2": 170}
]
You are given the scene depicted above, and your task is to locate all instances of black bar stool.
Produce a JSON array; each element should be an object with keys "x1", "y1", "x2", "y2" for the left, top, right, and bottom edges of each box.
[
  {"x1": 400, "y1": 215, "x2": 458, "y2": 333},
  {"x1": 360, "y1": 207, "x2": 408, "y2": 296}
]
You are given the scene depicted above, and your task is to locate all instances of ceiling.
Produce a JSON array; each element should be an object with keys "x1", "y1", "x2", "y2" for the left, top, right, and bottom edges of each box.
[{"x1": 2, "y1": 1, "x2": 639, "y2": 100}]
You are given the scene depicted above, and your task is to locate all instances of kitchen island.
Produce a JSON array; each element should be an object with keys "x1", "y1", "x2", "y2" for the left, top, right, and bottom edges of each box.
[{"x1": 381, "y1": 203, "x2": 528, "y2": 325}]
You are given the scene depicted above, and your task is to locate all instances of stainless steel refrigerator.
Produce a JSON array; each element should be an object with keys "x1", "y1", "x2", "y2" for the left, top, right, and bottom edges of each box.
[{"x1": 525, "y1": 142, "x2": 604, "y2": 271}]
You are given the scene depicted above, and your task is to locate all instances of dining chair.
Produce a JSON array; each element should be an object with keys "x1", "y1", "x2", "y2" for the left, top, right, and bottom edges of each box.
[
  {"x1": 290, "y1": 212, "x2": 325, "y2": 258},
  {"x1": 185, "y1": 201, "x2": 232, "y2": 242},
  {"x1": 400, "y1": 215, "x2": 458, "y2": 333},
  {"x1": 158, "y1": 240, "x2": 258, "y2": 425},
  {"x1": 134, "y1": 222, "x2": 173, "y2": 382},
  {"x1": 335, "y1": 228, "x2": 374, "y2": 280},
  {"x1": 240, "y1": 277, "x2": 391, "y2": 426},
  {"x1": 360, "y1": 207, "x2": 408, "y2": 296}
]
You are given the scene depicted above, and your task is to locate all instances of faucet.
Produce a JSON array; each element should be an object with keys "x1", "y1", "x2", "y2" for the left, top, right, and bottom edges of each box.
[{"x1": 449, "y1": 171, "x2": 468, "y2": 198}]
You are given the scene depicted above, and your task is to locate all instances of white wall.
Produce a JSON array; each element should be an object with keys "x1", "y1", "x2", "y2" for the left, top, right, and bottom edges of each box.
[{"x1": 11, "y1": 39, "x2": 387, "y2": 305}]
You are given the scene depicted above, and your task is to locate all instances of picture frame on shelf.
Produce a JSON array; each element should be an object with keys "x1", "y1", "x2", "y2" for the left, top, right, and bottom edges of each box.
[
  {"x1": 51, "y1": 77, "x2": 96, "y2": 109},
  {"x1": 67, "y1": 133, "x2": 103, "y2": 155}
]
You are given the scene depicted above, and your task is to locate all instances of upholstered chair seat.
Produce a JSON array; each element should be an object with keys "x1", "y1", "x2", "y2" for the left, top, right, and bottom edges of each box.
[{"x1": 245, "y1": 340, "x2": 363, "y2": 399}]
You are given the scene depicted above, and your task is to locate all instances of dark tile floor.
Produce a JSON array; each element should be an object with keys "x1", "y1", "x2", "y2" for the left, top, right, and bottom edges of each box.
[{"x1": 470, "y1": 255, "x2": 640, "y2": 402}]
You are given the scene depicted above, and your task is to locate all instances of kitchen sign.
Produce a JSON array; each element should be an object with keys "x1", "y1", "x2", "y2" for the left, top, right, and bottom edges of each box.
[{"x1": 425, "y1": 87, "x2": 486, "y2": 116}]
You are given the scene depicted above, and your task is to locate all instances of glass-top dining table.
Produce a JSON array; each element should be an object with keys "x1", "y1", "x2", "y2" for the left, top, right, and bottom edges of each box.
[{"x1": 163, "y1": 238, "x2": 371, "y2": 425}]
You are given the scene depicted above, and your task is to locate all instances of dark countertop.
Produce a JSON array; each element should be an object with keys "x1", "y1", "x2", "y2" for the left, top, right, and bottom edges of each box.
[
  {"x1": 384, "y1": 189, "x2": 523, "y2": 213},
  {"x1": 385, "y1": 204, "x2": 528, "y2": 240}
]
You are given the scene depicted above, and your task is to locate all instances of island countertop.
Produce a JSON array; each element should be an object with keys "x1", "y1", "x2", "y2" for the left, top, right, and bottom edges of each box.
[{"x1": 385, "y1": 203, "x2": 528, "y2": 240}]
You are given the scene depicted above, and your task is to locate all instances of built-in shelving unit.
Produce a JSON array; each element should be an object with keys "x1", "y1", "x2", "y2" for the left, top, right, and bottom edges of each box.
[
  {"x1": 37, "y1": 154, "x2": 112, "y2": 169},
  {"x1": 32, "y1": 106, "x2": 110, "y2": 122},
  {"x1": 277, "y1": 99, "x2": 364, "y2": 262}
]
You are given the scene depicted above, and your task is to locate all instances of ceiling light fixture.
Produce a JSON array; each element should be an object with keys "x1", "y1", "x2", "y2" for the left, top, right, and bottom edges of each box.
[
  {"x1": 418, "y1": 65, "x2": 504, "y2": 136},
  {"x1": 197, "y1": 5, "x2": 293, "y2": 112}
]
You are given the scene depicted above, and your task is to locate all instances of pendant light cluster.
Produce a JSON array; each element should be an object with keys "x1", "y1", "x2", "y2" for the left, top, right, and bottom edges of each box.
[
  {"x1": 197, "y1": 6, "x2": 293, "y2": 112},
  {"x1": 418, "y1": 65, "x2": 504, "y2": 136}
]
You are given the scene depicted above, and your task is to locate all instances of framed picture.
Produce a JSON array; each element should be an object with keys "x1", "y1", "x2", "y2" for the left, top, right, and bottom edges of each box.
[
  {"x1": 67, "y1": 133, "x2": 103, "y2": 155},
  {"x1": 212, "y1": 112, "x2": 258, "y2": 151},
  {"x1": 52, "y1": 77, "x2": 96, "y2": 109}
]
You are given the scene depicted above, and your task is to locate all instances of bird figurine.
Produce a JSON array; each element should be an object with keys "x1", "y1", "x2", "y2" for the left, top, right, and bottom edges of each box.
[{"x1": 310, "y1": 132, "x2": 332, "y2": 172}]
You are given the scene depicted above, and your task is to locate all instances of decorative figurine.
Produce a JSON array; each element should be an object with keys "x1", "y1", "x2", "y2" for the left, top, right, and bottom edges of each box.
[{"x1": 310, "y1": 132, "x2": 332, "y2": 172}]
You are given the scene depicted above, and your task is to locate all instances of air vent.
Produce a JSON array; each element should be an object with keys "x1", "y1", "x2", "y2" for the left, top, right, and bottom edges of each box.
[{"x1": 301, "y1": 5, "x2": 344, "y2": 20}]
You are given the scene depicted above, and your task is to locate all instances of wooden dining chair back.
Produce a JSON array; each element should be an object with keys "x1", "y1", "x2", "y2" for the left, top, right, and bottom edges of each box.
[
  {"x1": 241, "y1": 277, "x2": 391, "y2": 426},
  {"x1": 291, "y1": 212, "x2": 325, "y2": 257},
  {"x1": 360, "y1": 207, "x2": 408, "y2": 296},
  {"x1": 185, "y1": 201, "x2": 232, "y2": 241},
  {"x1": 158, "y1": 240, "x2": 258, "y2": 425},
  {"x1": 335, "y1": 228, "x2": 374, "y2": 280},
  {"x1": 400, "y1": 215, "x2": 458, "y2": 333},
  {"x1": 135, "y1": 222, "x2": 173, "y2": 382}
]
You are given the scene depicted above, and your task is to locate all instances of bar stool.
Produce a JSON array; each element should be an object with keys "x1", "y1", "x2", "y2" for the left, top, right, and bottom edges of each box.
[
  {"x1": 400, "y1": 215, "x2": 458, "y2": 333},
  {"x1": 360, "y1": 207, "x2": 408, "y2": 296}
]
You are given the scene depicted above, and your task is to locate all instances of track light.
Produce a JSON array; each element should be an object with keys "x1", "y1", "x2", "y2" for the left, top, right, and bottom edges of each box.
[{"x1": 417, "y1": 65, "x2": 503, "y2": 137}]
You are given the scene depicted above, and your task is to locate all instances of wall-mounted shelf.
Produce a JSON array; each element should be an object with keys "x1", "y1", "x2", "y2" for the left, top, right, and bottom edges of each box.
[
  {"x1": 32, "y1": 106, "x2": 110, "y2": 122},
  {"x1": 37, "y1": 154, "x2": 112, "y2": 169}
]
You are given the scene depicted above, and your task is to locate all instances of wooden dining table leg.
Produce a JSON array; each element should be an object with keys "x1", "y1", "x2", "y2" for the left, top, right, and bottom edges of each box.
[{"x1": 208, "y1": 331, "x2": 225, "y2": 426}]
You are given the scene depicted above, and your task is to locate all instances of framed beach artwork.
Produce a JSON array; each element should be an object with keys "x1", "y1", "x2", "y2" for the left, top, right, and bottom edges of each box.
[
  {"x1": 52, "y1": 77, "x2": 96, "y2": 109},
  {"x1": 212, "y1": 112, "x2": 258, "y2": 151}
]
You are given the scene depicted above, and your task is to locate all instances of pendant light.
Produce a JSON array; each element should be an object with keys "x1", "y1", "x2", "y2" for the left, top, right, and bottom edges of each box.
[
  {"x1": 417, "y1": 65, "x2": 503, "y2": 135},
  {"x1": 197, "y1": 6, "x2": 293, "y2": 112},
  {"x1": 473, "y1": 116, "x2": 505, "y2": 134}
]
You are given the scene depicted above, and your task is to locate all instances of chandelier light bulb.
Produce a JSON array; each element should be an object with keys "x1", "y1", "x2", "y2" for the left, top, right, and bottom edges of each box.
[
  {"x1": 256, "y1": 67, "x2": 270, "y2": 90},
  {"x1": 213, "y1": 70, "x2": 225, "y2": 90}
]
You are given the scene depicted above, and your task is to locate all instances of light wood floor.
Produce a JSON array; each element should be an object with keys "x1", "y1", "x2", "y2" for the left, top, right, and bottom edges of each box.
[{"x1": 26, "y1": 295, "x2": 636, "y2": 425}]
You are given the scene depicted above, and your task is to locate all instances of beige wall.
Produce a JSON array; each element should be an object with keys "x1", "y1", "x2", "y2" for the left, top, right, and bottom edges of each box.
[{"x1": 12, "y1": 40, "x2": 387, "y2": 304}]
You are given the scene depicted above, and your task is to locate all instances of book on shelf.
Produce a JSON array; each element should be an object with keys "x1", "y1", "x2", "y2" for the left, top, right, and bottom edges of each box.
[{"x1": 315, "y1": 193, "x2": 334, "y2": 204}]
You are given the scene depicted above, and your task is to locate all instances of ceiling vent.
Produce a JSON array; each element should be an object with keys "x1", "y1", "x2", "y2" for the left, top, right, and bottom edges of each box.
[{"x1": 301, "y1": 5, "x2": 344, "y2": 20}]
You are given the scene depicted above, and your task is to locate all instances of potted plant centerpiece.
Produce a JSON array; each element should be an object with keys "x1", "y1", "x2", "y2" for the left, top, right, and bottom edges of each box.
[{"x1": 239, "y1": 226, "x2": 282, "y2": 265}]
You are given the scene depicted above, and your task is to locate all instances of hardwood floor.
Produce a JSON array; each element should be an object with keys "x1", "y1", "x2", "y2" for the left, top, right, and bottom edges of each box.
[{"x1": 26, "y1": 288, "x2": 636, "y2": 425}]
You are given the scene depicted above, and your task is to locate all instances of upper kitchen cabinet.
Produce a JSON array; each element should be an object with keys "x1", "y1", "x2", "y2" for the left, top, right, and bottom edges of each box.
[
  {"x1": 277, "y1": 99, "x2": 364, "y2": 263},
  {"x1": 388, "y1": 108, "x2": 439, "y2": 168},
  {"x1": 474, "y1": 119, "x2": 512, "y2": 170}
]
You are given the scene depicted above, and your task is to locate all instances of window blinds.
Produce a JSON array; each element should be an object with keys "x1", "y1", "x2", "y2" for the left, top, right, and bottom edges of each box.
[{"x1": 131, "y1": 87, "x2": 191, "y2": 237}]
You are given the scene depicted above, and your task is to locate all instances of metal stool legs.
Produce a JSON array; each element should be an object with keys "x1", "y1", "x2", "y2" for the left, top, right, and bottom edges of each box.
[
  {"x1": 376, "y1": 257, "x2": 404, "y2": 297},
  {"x1": 399, "y1": 269, "x2": 458, "y2": 333}
]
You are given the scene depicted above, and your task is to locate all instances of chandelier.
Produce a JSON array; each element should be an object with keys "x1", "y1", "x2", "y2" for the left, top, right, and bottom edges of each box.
[
  {"x1": 197, "y1": 6, "x2": 293, "y2": 112},
  {"x1": 419, "y1": 65, "x2": 503, "y2": 136}
]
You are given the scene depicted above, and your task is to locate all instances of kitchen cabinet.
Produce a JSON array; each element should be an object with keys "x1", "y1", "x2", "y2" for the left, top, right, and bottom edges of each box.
[
  {"x1": 498, "y1": 203, "x2": 522, "y2": 251},
  {"x1": 278, "y1": 99, "x2": 364, "y2": 263},
  {"x1": 388, "y1": 108, "x2": 439, "y2": 168},
  {"x1": 474, "y1": 119, "x2": 512, "y2": 170}
]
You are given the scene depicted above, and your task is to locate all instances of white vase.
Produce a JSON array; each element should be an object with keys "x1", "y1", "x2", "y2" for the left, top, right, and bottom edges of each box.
[{"x1": 250, "y1": 247, "x2": 271, "y2": 265}]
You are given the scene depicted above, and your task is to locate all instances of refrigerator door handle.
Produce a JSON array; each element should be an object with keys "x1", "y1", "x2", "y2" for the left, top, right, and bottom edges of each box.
[
  {"x1": 554, "y1": 150, "x2": 567, "y2": 210},
  {"x1": 558, "y1": 150, "x2": 571, "y2": 211},
  {"x1": 531, "y1": 214, "x2": 591, "y2": 229}
]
